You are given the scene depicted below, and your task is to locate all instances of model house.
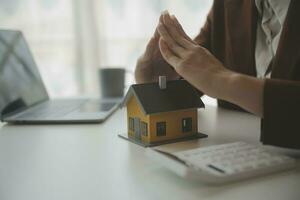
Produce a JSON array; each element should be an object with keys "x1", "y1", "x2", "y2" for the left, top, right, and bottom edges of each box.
[{"x1": 121, "y1": 76, "x2": 205, "y2": 146}]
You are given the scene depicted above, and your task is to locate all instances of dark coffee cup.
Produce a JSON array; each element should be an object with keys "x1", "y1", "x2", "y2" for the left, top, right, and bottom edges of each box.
[{"x1": 99, "y1": 68, "x2": 125, "y2": 98}]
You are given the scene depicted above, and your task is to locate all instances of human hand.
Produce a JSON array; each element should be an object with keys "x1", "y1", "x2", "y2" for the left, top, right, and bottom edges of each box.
[
  {"x1": 134, "y1": 15, "x2": 180, "y2": 83},
  {"x1": 157, "y1": 11, "x2": 233, "y2": 98},
  {"x1": 157, "y1": 11, "x2": 264, "y2": 117}
]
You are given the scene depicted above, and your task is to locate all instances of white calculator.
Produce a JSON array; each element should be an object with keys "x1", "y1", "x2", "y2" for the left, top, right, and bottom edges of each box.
[{"x1": 147, "y1": 142, "x2": 297, "y2": 184}]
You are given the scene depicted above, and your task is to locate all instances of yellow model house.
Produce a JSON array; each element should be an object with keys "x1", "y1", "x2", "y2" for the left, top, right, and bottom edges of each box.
[{"x1": 121, "y1": 77, "x2": 206, "y2": 146}]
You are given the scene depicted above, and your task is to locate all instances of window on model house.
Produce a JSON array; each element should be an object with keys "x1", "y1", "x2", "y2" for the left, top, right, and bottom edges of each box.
[
  {"x1": 156, "y1": 121, "x2": 166, "y2": 136},
  {"x1": 129, "y1": 117, "x2": 134, "y2": 131},
  {"x1": 182, "y1": 118, "x2": 192, "y2": 133},
  {"x1": 141, "y1": 121, "x2": 148, "y2": 136}
]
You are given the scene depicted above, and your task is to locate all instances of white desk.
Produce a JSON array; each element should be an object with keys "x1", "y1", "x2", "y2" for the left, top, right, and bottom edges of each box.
[{"x1": 0, "y1": 105, "x2": 299, "y2": 200}]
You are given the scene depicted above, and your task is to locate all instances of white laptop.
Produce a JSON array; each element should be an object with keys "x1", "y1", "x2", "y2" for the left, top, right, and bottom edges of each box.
[{"x1": 0, "y1": 29, "x2": 120, "y2": 124}]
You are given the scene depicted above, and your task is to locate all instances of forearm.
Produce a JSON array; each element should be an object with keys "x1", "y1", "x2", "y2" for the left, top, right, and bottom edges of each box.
[{"x1": 216, "y1": 71, "x2": 265, "y2": 117}]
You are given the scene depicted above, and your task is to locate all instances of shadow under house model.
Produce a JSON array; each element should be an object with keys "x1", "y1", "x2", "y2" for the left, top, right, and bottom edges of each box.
[{"x1": 121, "y1": 76, "x2": 206, "y2": 146}]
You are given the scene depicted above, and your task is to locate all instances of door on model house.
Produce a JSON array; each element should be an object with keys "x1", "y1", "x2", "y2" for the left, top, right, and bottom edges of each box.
[{"x1": 134, "y1": 117, "x2": 141, "y2": 140}]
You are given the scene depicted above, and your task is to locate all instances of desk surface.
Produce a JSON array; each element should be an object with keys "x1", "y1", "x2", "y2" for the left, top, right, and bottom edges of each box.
[{"x1": 0, "y1": 106, "x2": 299, "y2": 200}]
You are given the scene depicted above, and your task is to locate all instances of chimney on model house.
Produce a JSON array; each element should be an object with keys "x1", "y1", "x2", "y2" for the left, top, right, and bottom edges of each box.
[{"x1": 159, "y1": 76, "x2": 167, "y2": 89}]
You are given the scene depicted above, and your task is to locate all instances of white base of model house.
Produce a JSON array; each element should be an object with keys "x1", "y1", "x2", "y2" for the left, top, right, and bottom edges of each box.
[{"x1": 118, "y1": 132, "x2": 208, "y2": 147}]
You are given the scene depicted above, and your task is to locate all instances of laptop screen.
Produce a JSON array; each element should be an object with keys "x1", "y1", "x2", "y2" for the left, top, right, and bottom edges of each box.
[{"x1": 0, "y1": 30, "x2": 48, "y2": 117}]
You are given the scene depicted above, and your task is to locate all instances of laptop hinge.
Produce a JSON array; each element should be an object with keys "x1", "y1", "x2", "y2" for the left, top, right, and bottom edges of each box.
[{"x1": 1, "y1": 98, "x2": 27, "y2": 120}]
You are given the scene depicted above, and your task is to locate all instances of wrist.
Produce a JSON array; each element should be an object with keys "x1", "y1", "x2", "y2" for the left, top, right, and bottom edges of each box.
[
  {"x1": 213, "y1": 69, "x2": 238, "y2": 100},
  {"x1": 217, "y1": 71, "x2": 265, "y2": 117}
]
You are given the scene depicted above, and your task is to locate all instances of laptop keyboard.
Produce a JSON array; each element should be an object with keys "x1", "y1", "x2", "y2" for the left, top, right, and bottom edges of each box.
[{"x1": 14, "y1": 99, "x2": 117, "y2": 119}]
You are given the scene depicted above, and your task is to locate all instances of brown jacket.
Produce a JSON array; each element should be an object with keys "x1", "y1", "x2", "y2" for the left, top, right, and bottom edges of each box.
[{"x1": 195, "y1": 0, "x2": 300, "y2": 149}]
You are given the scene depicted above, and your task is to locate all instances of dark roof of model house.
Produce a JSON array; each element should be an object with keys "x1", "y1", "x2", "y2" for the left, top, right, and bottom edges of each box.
[{"x1": 121, "y1": 79, "x2": 204, "y2": 115}]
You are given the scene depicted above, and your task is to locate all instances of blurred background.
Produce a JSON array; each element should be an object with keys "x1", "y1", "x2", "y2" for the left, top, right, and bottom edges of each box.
[{"x1": 0, "y1": 0, "x2": 213, "y2": 101}]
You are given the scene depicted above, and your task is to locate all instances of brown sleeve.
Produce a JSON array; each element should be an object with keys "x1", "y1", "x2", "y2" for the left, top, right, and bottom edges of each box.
[
  {"x1": 194, "y1": 7, "x2": 213, "y2": 50},
  {"x1": 261, "y1": 79, "x2": 300, "y2": 149}
]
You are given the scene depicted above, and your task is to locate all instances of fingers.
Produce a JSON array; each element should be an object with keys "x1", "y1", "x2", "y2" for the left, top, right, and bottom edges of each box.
[
  {"x1": 154, "y1": 14, "x2": 163, "y2": 40},
  {"x1": 143, "y1": 36, "x2": 156, "y2": 60},
  {"x1": 157, "y1": 23, "x2": 186, "y2": 58},
  {"x1": 162, "y1": 12, "x2": 196, "y2": 49},
  {"x1": 143, "y1": 17, "x2": 162, "y2": 61},
  {"x1": 144, "y1": 11, "x2": 194, "y2": 70},
  {"x1": 159, "y1": 38, "x2": 180, "y2": 68},
  {"x1": 170, "y1": 15, "x2": 196, "y2": 44}
]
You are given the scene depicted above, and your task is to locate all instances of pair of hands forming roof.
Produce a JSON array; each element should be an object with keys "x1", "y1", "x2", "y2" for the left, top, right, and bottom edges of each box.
[
  {"x1": 157, "y1": 11, "x2": 228, "y2": 99},
  {"x1": 135, "y1": 11, "x2": 264, "y2": 117}
]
